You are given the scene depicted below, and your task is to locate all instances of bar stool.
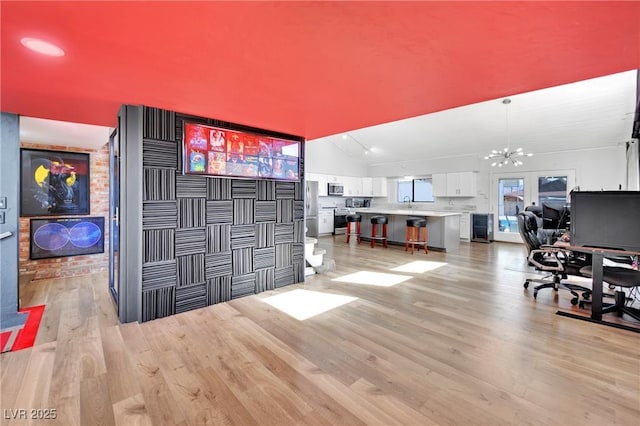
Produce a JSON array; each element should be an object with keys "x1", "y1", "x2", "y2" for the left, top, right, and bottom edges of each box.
[
  {"x1": 370, "y1": 215, "x2": 388, "y2": 248},
  {"x1": 346, "y1": 214, "x2": 362, "y2": 244},
  {"x1": 405, "y1": 218, "x2": 428, "y2": 254}
]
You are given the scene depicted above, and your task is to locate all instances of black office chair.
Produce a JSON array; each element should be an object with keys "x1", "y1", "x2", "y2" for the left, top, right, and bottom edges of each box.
[
  {"x1": 578, "y1": 266, "x2": 640, "y2": 322},
  {"x1": 517, "y1": 211, "x2": 591, "y2": 305}
]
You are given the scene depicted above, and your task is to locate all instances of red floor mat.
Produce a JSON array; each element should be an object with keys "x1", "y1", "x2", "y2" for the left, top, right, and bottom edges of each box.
[{"x1": 6, "y1": 305, "x2": 46, "y2": 352}]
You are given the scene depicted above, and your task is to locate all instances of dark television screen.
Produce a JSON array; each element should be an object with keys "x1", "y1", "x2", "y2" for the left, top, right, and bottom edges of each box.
[
  {"x1": 570, "y1": 191, "x2": 640, "y2": 252},
  {"x1": 183, "y1": 122, "x2": 300, "y2": 181},
  {"x1": 30, "y1": 216, "x2": 105, "y2": 260}
]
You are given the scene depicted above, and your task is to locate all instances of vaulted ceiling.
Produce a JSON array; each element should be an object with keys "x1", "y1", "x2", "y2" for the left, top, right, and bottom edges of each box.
[{"x1": 1, "y1": 1, "x2": 639, "y2": 141}]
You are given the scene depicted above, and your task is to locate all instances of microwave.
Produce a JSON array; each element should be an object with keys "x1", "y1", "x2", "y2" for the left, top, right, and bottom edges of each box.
[{"x1": 328, "y1": 183, "x2": 344, "y2": 196}]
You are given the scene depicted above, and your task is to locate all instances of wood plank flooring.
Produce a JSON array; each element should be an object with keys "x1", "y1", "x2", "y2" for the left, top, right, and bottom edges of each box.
[{"x1": 2, "y1": 238, "x2": 639, "y2": 425}]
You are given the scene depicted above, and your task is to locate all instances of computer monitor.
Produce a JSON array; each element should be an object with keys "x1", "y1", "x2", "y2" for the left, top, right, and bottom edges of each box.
[
  {"x1": 571, "y1": 191, "x2": 640, "y2": 252},
  {"x1": 542, "y1": 203, "x2": 570, "y2": 230}
]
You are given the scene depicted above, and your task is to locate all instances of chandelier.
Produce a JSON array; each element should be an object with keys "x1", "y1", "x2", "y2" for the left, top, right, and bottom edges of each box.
[{"x1": 484, "y1": 99, "x2": 533, "y2": 167}]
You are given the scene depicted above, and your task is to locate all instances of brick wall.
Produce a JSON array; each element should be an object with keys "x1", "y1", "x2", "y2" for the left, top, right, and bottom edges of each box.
[{"x1": 19, "y1": 143, "x2": 110, "y2": 280}]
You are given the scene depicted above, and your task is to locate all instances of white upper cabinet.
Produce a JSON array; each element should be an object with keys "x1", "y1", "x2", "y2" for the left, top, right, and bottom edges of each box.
[
  {"x1": 343, "y1": 176, "x2": 362, "y2": 196},
  {"x1": 306, "y1": 174, "x2": 386, "y2": 197},
  {"x1": 371, "y1": 177, "x2": 387, "y2": 197},
  {"x1": 361, "y1": 177, "x2": 373, "y2": 196},
  {"x1": 433, "y1": 172, "x2": 476, "y2": 197}
]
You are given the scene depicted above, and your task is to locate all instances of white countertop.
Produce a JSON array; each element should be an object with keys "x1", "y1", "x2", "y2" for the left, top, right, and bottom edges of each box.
[{"x1": 352, "y1": 208, "x2": 461, "y2": 217}]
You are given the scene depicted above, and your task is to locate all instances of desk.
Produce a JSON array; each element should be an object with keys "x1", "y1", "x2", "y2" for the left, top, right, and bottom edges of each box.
[{"x1": 557, "y1": 245, "x2": 640, "y2": 332}]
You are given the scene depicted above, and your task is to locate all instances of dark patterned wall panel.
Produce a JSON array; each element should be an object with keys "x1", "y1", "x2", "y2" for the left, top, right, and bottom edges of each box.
[
  {"x1": 206, "y1": 225, "x2": 231, "y2": 253},
  {"x1": 142, "y1": 286, "x2": 175, "y2": 322},
  {"x1": 232, "y1": 180, "x2": 257, "y2": 199},
  {"x1": 275, "y1": 223, "x2": 294, "y2": 244},
  {"x1": 293, "y1": 243, "x2": 304, "y2": 264},
  {"x1": 143, "y1": 140, "x2": 178, "y2": 169},
  {"x1": 275, "y1": 266, "x2": 294, "y2": 288},
  {"x1": 293, "y1": 220, "x2": 305, "y2": 243},
  {"x1": 293, "y1": 262, "x2": 305, "y2": 284},
  {"x1": 142, "y1": 261, "x2": 177, "y2": 290},
  {"x1": 294, "y1": 181, "x2": 304, "y2": 201},
  {"x1": 143, "y1": 201, "x2": 177, "y2": 230},
  {"x1": 176, "y1": 174, "x2": 207, "y2": 198},
  {"x1": 206, "y1": 277, "x2": 231, "y2": 304},
  {"x1": 176, "y1": 284, "x2": 207, "y2": 314},
  {"x1": 140, "y1": 108, "x2": 305, "y2": 321},
  {"x1": 207, "y1": 178, "x2": 232, "y2": 200},
  {"x1": 144, "y1": 229, "x2": 175, "y2": 263},
  {"x1": 232, "y1": 248, "x2": 254, "y2": 275},
  {"x1": 257, "y1": 180, "x2": 276, "y2": 201},
  {"x1": 177, "y1": 254, "x2": 205, "y2": 288},
  {"x1": 178, "y1": 199, "x2": 206, "y2": 228},
  {"x1": 232, "y1": 274, "x2": 256, "y2": 299},
  {"x1": 255, "y1": 268, "x2": 275, "y2": 293},
  {"x1": 175, "y1": 228, "x2": 206, "y2": 257},
  {"x1": 256, "y1": 223, "x2": 275, "y2": 248},
  {"x1": 206, "y1": 201, "x2": 233, "y2": 224},
  {"x1": 275, "y1": 243, "x2": 293, "y2": 268},
  {"x1": 233, "y1": 199, "x2": 255, "y2": 224},
  {"x1": 144, "y1": 168, "x2": 176, "y2": 200},
  {"x1": 205, "y1": 252, "x2": 232, "y2": 279},
  {"x1": 255, "y1": 201, "x2": 276, "y2": 223},
  {"x1": 231, "y1": 225, "x2": 256, "y2": 249},
  {"x1": 143, "y1": 107, "x2": 176, "y2": 141},
  {"x1": 275, "y1": 181, "x2": 295, "y2": 199},
  {"x1": 254, "y1": 247, "x2": 275, "y2": 270},
  {"x1": 294, "y1": 201, "x2": 305, "y2": 221},
  {"x1": 277, "y1": 200, "x2": 294, "y2": 223}
]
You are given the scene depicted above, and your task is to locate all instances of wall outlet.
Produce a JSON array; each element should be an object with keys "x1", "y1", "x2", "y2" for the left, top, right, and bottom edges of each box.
[
  {"x1": 0, "y1": 211, "x2": 4, "y2": 224},
  {"x1": 0, "y1": 196, "x2": 6, "y2": 209}
]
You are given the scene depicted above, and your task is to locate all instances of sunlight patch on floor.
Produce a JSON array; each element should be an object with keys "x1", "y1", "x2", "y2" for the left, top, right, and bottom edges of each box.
[
  {"x1": 332, "y1": 270, "x2": 412, "y2": 287},
  {"x1": 261, "y1": 289, "x2": 357, "y2": 320},
  {"x1": 390, "y1": 260, "x2": 448, "y2": 274}
]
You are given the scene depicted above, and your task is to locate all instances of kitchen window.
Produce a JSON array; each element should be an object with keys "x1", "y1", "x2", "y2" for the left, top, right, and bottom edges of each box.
[{"x1": 397, "y1": 178, "x2": 434, "y2": 202}]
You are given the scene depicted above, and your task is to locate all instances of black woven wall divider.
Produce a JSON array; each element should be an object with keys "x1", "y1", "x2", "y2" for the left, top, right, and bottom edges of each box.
[{"x1": 140, "y1": 106, "x2": 305, "y2": 321}]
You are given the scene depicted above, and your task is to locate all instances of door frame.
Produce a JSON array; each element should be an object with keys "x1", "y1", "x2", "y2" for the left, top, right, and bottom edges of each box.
[{"x1": 108, "y1": 125, "x2": 119, "y2": 307}]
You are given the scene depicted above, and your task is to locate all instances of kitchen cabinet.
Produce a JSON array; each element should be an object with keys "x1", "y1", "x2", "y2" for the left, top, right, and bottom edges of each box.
[
  {"x1": 318, "y1": 210, "x2": 334, "y2": 234},
  {"x1": 362, "y1": 177, "x2": 373, "y2": 196},
  {"x1": 344, "y1": 176, "x2": 362, "y2": 196},
  {"x1": 459, "y1": 212, "x2": 470, "y2": 240},
  {"x1": 433, "y1": 172, "x2": 476, "y2": 197},
  {"x1": 371, "y1": 177, "x2": 387, "y2": 197},
  {"x1": 307, "y1": 173, "x2": 328, "y2": 196}
]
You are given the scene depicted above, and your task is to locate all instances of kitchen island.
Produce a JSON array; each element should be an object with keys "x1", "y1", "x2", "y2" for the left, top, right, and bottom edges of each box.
[{"x1": 352, "y1": 208, "x2": 461, "y2": 252}]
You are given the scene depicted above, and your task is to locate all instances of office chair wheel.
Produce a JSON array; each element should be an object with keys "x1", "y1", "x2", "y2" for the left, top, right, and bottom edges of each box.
[
  {"x1": 582, "y1": 292, "x2": 590, "y2": 300},
  {"x1": 533, "y1": 289, "x2": 538, "y2": 299},
  {"x1": 571, "y1": 297, "x2": 579, "y2": 305},
  {"x1": 524, "y1": 281, "x2": 530, "y2": 289},
  {"x1": 578, "y1": 300, "x2": 586, "y2": 309}
]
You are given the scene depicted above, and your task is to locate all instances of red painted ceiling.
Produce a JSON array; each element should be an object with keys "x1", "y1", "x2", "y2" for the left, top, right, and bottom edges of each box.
[{"x1": 1, "y1": 1, "x2": 639, "y2": 139}]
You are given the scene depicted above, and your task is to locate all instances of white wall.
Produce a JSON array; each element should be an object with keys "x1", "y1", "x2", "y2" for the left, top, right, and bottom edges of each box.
[{"x1": 305, "y1": 141, "x2": 368, "y2": 176}]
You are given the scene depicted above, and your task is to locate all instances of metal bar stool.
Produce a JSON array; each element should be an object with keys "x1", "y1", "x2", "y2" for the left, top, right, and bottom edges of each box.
[
  {"x1": 346, "y1": 214, "x2": 362, "y2": 244},
  {"x1": 370, "y1": 215, "x2": 388, "y2": 248},
  {"x1": 405, "y1": 218, "x2": 428, "y2": 254}
]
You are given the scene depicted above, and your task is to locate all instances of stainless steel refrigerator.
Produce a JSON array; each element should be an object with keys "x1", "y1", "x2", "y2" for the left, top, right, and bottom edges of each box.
[{"x1": 305, "y1": 181, "x2": 319, "y2": 237}]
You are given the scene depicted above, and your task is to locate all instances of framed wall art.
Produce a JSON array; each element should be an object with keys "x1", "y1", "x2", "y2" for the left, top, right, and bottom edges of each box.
[
  {"x1": 20, "y1": 149, "x2": 90, "y2": 216},
  {"x1": 30, "y1": 217, "x2": 105, "y2": 260}
]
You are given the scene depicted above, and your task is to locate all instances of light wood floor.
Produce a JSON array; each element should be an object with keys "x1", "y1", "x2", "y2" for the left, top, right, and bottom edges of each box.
[{"x1": 2, "y1": 238, "x2": 639, "y2": 425}]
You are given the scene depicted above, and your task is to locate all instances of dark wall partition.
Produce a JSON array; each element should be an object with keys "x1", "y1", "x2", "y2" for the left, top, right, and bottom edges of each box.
[{"x1": 120, "y1": 106, "x2": 305, "y2": 322}]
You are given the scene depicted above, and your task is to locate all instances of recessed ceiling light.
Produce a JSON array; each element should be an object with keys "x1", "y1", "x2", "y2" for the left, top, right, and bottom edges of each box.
[{"x1": 20, "y1": 38, "x2": 64, "y2": 57}]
